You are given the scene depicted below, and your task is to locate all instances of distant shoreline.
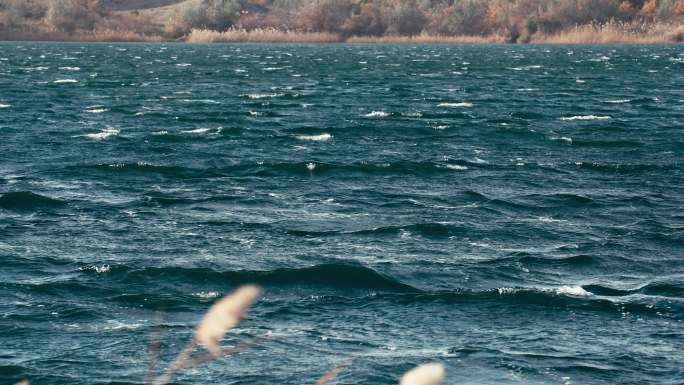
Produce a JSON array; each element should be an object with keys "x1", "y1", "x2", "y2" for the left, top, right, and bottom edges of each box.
[{"x1": 1, "y1": 24, "x2": 683, "y2": 45}]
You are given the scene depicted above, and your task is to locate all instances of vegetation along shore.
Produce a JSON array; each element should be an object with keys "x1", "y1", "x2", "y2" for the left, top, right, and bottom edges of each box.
[{"x1": 1, "y1": 0, "x2": 683, "y2": 44}]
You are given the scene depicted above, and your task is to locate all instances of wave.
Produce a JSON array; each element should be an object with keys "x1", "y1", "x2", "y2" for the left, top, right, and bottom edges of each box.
[
  {"x1": 287, "y1": 222, "x2": 465, "y2": 239},
  {"x1": 560, "y1": 115, "x2": 611, "y2": 121},
  {"x1": 13, "y1": 261, "x2": 681, "y2": 318},
  {"x1": 438, "y1": 102, "x2": 473, "y2": 108},
  {"x1": 99, "y1": 262, "x2": 418, "y2": 292},
  {"x1": 584, "y1": 281, "x2": 684, "y2": 298},
  {"x1": 243, "y1": 93, "x2": 283, "y2": 99},
  {"x1": 577, "y1": 162, "x2": 673, "y2": 174},
  {"x1": 0, "y1": 191, "x2": 65, "y2": 210},
  {"x1": 296, "y1": 133, "x2": 332, "y2": 141},
  {"x1": 81, "y1": 127, "x2": 119, "y2": 140},
  {"x1": 364, "y1": 111, "x2": 390, "y2": 118}
]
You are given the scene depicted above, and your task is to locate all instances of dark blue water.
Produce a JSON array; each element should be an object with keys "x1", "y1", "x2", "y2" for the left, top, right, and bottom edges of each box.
[{"x1": 1, "y1": 43, "x2": 683, "y2": 385}]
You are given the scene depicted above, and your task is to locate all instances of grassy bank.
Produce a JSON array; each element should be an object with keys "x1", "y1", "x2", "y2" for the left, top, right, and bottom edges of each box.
[
  {"x1": 2, "y1": 23, "x2": 683, "y2": 44},
  {"x1": 182, "y1": 21, "x2": 684, "y2": 44}
]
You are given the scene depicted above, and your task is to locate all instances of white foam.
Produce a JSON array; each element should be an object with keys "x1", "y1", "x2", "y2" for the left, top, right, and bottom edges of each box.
[
  {"x1": 497, "y1": 285, "x2": 592, "y2": 297},
  {"x1": 181, "y1": 99, "x2": 220, "y2": 104},
  {"x1": 83, "y1": 127, "x2": 119, "y2": 140},
  {"x1": 245, "y1": 93, "x2": 281, "y2": 99},
  {"x1": 364, "y1": 111, "x2": 389, "y2": 118},
  {"x1": 181, "y1": 128, "x2": 212, "y2": 134},
  {"x1": 306, "y1": 162, "x2": 316, "y2": 171},
  {"x1": 85, "y1": 108, "x2": 108, "y2": 114},
  {"x1": 445, "y1": 164, "x2": 468, "y2": 170},
  {"x1": 193, "y1": 291, "x2": 221, "y2": 299},
  {"x1": 176, "y1": 63, "x2": 192, "y2": 67},
  {"x1": 296, "y1": 133, "x2": 332, "y2": 142},
  {"x1": 555, "y1": 286, "x2": 592, "y2": 297},
  {"x1": 54, "y1": 79, "x2": 78, "y2": 84},
  {"x1": 0, "y1": 103, "x2": 10, "y2": 108},
  {"x1": 103, "y1": 320, "x2": 143, "y2": 331},
  {"x1": 79, "y1": 264, "x2": 111, "y2": 273},
  {"x1": 438, "y1": 102, "x2": 473, "y2": 108},
  {"x1": 603, "y1": 99, "x2": 630, "y2": 104},
  {"x1": 59, "y1": 66, "x2": 80, "y2": 71},
  {"x1": 560, "y1": 115, "x2": 611, "y2": 121},
  {"x1": 551, "y1": 136, "x2": 573, "y2": 143}
]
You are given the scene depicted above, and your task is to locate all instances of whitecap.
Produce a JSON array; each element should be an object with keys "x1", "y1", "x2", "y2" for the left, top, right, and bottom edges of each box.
[
  {"x1": 296, "y1": 133, "x2": 332, "y2": 142},
  {"x1": 364, "y1": 111, "x2": 390, "y2": 118},
  {"x1": 193, "y1": 291, "x2": 221, "y2": 299},
  {"x1": 403, "y1": 112, "x2": 423, "y2": 117},
  {"x1": 445, "y1": 164, "x2": 468, "y2": 170},
  {"x1": 85, "y1": 107, "x2": 109, "y2": 113},
  {"x1": 79, "y1": 264, "x2": 111, "y2": 273},
  {"x1": 603, "y1": 99, "x2": 630, "y2": 104},
  {"x1": 176, "y1": 63, "x2": 192, "y2": 67},
  {"x1": 83, "y1": 127, "x2": 120, "y2": 140},
  {"x1": 59, "y1": 66, "x2": 80, "y2": 71},
  {"x1": 554, "y1": 285, "x2": 592, "y2": 297},
  {"x1": 53, "y1": 79, "x2": 78, "y2": 84},
  {"x1": 245, "y1": 93, "x2": 281, "y2": 99},
  {"x1": 550, "y1": 136, "x2": 573, "y2": 143},
  {"x1": 306, "y1": 162, "x2": 316, "y2": 171},
  {"x1": 103, "y1": 320, "x2": 143, "y2": 331},
  {"x1": 560, "y1": 115, "x2": 611, "y2": 121},
  {"x1": 438, "y1": 102, "x2": 473, "y2": 108},
  {"x1": 180, "y1": 99, "x2": 220, "y2": 104},
  {"x1": 181, "y1": 128, "x2": 212, "y2": 134},
  {"x1": 0, "y1": 103, "x2": 10, "y2": 108}
]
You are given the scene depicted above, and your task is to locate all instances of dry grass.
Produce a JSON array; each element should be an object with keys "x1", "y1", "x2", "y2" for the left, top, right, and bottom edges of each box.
[
  {"x1": 185, "y1": 28, "x2": 342, "y2": 43},
  {"x1": 532, "y1": 22, "x2": 684, "y2": 44},
  {"x1": 78, "y1": 29, "x2": 164, "y2": 42},
  {"x1": 0, "y1": 28, "x2": 163, "y2": 42},
  {"x1": 347, "y1": 33, "x2": 506, "y2": 44}
]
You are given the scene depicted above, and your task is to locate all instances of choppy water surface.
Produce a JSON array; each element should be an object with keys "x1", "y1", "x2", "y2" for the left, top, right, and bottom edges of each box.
[{"x1": 1, "y1": 43, "x2": 683, "y2": 385}]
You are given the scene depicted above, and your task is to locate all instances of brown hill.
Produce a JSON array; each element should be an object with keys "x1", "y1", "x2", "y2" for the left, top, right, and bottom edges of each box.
[{"x1": 101, "y1": 0, "x2": 185, "y2": 11}]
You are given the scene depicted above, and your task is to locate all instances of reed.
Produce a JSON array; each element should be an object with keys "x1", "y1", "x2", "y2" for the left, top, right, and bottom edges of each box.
[
  {"x1": 149, "y1": 285, "x2": 263, "y2": 385},
  {"x1": 531, "y1": 22, "x2": 683, "y2": 44},
  {"x1": 400, "y1": 363, "x2": 445, "y2": 385},
  {"x1": 14, "y1": 285, "x2": 447, "y2": 384},
  {"x1": 347, "y1": 33, "x2": 506, "y2": 44},
  {"x1": 77, "y1": 29, "x2": 164, "y2": 42},
  {"x1": 186, "y1": 28, "x2": 342, "y2": 43}
]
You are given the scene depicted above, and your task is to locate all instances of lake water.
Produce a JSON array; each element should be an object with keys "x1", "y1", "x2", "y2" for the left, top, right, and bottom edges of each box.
[{"x1": 1, "y1": 43, "x2": 683, "y2": 385}]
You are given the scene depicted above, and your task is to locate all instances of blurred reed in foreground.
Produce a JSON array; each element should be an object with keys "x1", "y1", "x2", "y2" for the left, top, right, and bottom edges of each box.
[{"x1": 144, "y1": 284, "x2": 446, "y2": 385}]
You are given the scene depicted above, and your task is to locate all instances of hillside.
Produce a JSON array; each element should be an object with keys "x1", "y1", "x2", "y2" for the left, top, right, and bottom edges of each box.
[
  {"x1": 1, "y1": 0, "x2": 683, "y2": 43},
  {"x1": 102, "y1": 0, "x2": 184, "y2": 11}
]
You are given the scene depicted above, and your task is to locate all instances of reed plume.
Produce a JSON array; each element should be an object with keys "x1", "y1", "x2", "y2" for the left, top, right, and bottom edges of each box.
[
  {"x1": 151, "y1": 285, "x2": 263, "y2": 385},
  {"x1": 195, "y1": 285, "x2": 262, "y2": 356},
  {"x1": 316, "y1": 359, "x2": 352, "y2": 385},
  {"x1": 400, "y1": 363, "x2": 445, "y2": 385}
]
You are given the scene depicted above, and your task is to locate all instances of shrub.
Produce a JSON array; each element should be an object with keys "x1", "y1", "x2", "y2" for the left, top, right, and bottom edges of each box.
[
  {"x1": 299, "y1": 0, "x2": 353, "y2": 32},
  {"x1": 341, "y1": 3, "x2": 386, "y2": 36},
  {"x1": 383, "y1": 0, "x2": 426, "y2": 36},
  {"x1": 46, "y1": 0, "x2": 103, "y2": 33},
  {"x1": 165, "y1": 0, "x2": 243, "y2": 37}
]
